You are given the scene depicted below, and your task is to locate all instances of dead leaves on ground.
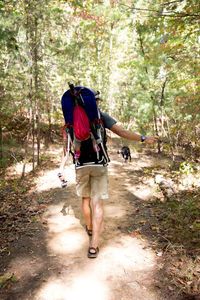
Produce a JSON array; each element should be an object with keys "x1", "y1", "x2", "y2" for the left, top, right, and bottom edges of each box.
[
  {"x1": 0, "y1": 177, "x2": 47, "y2": 255},
  {"x1": 0, "y1": 273, "x2": 17, "y2": 289},
  {"x1": 130, "y1": 230, "x2": 142, "y2": 238},
  {"x1": 163, "y1": 247, "x2": 200, "y2": 296},
  {"x1": 150, "y1": 188, "x2": 200, "y2": 296},
  {"x1": 128, "y1": 163, "x2": 200, "y2": 297}
]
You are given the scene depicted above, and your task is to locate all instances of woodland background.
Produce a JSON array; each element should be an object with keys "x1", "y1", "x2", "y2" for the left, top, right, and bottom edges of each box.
[
  {"x1": 0, "y1": 0, "x2": 199, "y2": 173},
  {"x1": 1, "y1": 1, "x2": 200, "y2": 298}
]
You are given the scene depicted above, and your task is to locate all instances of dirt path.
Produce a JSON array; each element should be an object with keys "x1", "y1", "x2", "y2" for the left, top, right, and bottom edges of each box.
[{"x1": 0, "y1": 140, "x2": 180, "y2": 300}]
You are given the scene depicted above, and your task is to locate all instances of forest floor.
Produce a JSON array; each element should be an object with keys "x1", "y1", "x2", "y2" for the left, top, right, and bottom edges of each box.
[{"x1": 1, "y1": 135, "x2": 200, "y2": 300}]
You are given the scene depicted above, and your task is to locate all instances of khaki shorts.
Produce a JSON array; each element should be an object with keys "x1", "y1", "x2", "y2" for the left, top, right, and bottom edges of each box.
[{"x1": 76, "y1": 166, "x2": 108, "y2": 200}]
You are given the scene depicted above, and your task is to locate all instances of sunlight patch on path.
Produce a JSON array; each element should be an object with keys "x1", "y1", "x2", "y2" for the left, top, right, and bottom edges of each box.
[
  {"x1": 34, "y1": 147, "x2": 163, "y2": 300},
  {"x1": 109, "y1": 152, "x2": 157, "y2": 174},
  {"x1": 48, "y1": 228, "x2": 87, "y2": 255},
  {"x1": 126, "y1": 184, "x2": 154, "y2": 200},
  {"x1": 35, "y1": 201, "x2": 161, "y2": 300},
  {"x1": 36, "y1": 273, "x2": 111, "y2": 300},
  {"x1": 6, "y1": 162, "x2": 33, "y2": 177},
  {"x1": 32, "y1": 143, "x2": 76, "y2": 192},
  {"x1": 35, "y1": 232, "x2": 159, "y2": 300},
  {"x1": 43, "y1": 203, "x2": 88, "y2": 256},
  {"x1": 104, "y1": 204, "x2": 126, "y2": 218},
  {"x1": 100, "y1": 235, "x2": 155, "y2": 271},
  {"x1": 34, "y1": 164, "x2": 76, "y2": 192}
]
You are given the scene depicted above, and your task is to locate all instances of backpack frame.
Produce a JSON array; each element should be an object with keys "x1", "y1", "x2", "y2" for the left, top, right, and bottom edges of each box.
[{"x1": 61, "y1": 83, "x2": 109, "y2": 166}]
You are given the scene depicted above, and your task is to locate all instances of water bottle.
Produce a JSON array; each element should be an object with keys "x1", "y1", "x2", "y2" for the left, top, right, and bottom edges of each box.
[{"x1": 57, "y1": 173, "x2": 67, "y2": 188}]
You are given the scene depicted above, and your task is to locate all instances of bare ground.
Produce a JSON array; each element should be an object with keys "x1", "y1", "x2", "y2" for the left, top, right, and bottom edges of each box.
[{"x1": 0, "y1": 138, "x2": 197, "y2": 300}]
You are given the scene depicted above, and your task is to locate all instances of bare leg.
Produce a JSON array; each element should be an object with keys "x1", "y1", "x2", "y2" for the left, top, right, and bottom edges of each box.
[
  {"x1": 82, "y1": 197, "x2": 92, "y2": 231},
  {"x1": 90, "y1": 198, "x2": 103, "y2": 252},
  {"x1": 74, "y1": 137, "x2": 81, "y2": 159}
]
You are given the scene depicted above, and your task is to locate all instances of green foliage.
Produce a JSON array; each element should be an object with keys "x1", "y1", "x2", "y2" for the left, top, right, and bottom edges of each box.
[
  {"x1": 155, "y1": 190, "x2": 200, "y2": 248},
  {"x1": 179, "y1": 162, "x2": 194, "y2": 176},
  {"x1": 0, "y1": 0, "x2": 200, "y2": 162},
  {"x1": 0, "y1": 273, "x2": 17, "y2": 289}
]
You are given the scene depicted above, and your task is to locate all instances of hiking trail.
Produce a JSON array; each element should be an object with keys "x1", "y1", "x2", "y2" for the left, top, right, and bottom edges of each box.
[{"x1": 0, "y1": 138, "x2": 182, "y2": 300}]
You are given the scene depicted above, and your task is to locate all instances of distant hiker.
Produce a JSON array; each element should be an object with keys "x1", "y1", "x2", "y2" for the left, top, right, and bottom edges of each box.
[{"x1": 59, "y1": 86, "x2": 157, "y2": 259}]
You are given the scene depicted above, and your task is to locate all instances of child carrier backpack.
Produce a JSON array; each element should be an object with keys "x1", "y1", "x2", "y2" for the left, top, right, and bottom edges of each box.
[{"x1": 61, "y1": 83, "x2": 109, "y2": 166}]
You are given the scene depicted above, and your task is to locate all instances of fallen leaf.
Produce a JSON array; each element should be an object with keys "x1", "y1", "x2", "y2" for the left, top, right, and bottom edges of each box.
[
  {"x1": 0, "y1": 273, "x2": 14, "y2": 286},
  {"x1": 151, "y1": 226, "x2": 160, "y2": 231},
  {"x1": 40, "y1": 204, "x2": 47, "y2": 209},
  {"x1": 139, "y1": 220, "x2": 146, "y2": 224},
  {"x1": 131, "y1": 230, "x2": 141, "y2": 237},
  {"x1": 192, "y1": 282, "x2": 199, "y2": 293},
  {"x1": 172, "y1": 263, "x2": 179, "y2": 267},
  {"x1": 177, "y1": 278, "x2": 186, "y2": 285}
]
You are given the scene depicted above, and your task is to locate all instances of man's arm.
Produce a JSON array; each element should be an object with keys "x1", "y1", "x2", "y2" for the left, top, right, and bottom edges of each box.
[
  {"x1": 58, "y1": 139, "x2": 68, "y2": 178},
  {"x1": 110, "y1": 123, "x2": 157, "y2": 144}
]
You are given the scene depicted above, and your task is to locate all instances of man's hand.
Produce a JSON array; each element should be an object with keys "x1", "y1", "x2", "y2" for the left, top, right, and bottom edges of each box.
[{"x1": 145, "y1": 136, "x2": 158, "y2": 144}]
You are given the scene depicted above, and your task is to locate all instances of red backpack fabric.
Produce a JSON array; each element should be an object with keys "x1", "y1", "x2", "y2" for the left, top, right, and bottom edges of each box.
[{"x1": 73, "y1": 105, "x2": 90, "y2": 141}]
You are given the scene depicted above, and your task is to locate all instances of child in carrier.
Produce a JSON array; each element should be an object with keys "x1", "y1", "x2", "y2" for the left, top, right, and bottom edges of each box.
[
  {"x1": 74, "y1": 132, "x2": 100, "y2": 159},
  {"x1": 61, "y1": 85, "x2": 102, "y2": 160}
]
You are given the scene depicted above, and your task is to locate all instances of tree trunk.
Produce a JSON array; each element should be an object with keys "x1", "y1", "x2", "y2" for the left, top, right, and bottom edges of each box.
[
  {"x1": 26, "y1": 12, "x2": 36, "y2": 172},
  {"x1": 33, "y1": 16, "x2": 40, "y2": 166},
  {"x1": 108, "y1": 21, "x2": 114, "y2": 115},
  {"x1": 36, "y1": 105, "x2": 40, "y2": 165},
  {"x1": 0, "y1": 119, "x2": 3, "y2": 165},
  {"x1": 21, "y1": 125, "x2": 31, "y2": 178},
  {"x1": 166, "y1": 117, "x2": 175, "y2": 163},
  {"x1": 45, "y1": 101, "x2": 53, "y2": 146},
  {"x1": 138, "y1": 32, "x2": 148, "y2": 74},
  {"x1": 31, "y1": 84, "x2": 35, "y2": 172},
  {"x1": 151, "y1": 96, "x2": 161, "y2": 153}
]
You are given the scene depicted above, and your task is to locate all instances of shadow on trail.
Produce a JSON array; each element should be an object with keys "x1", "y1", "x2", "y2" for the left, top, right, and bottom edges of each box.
[
  {"x1": 0, "y1": 144, "x2": 198, "y2": 300},
  {"x1": 109, "y1": 149, "x2": 200, "y2": 300}
]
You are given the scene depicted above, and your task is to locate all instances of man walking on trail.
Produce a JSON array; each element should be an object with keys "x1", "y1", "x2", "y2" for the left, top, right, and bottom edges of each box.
[{"x1": 59, "y1": 89, "x2": 157, "y2": 259}]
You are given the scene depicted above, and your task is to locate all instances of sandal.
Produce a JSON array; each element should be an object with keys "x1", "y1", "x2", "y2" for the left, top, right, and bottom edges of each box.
[
  {"x1": 88, "y1": 247, "x2": 99, "y2": 259},
  {"x1": 86, "y1": 225, "x2": 92, "y2": 236}
]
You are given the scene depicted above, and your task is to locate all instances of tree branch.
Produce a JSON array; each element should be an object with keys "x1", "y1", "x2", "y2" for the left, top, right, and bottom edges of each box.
[
  {"x1": 162, "y1": 0, "x2": 184, "y2": 5},
  {"x1": 160, "y1": 79, "x2": 167, "y2": 107},
  {"x1": 138, "y1": 32, "x2": 148, "y2": 74},
  {"x1": 120, "y1": 4, "x2": 200, "y2": 18}
]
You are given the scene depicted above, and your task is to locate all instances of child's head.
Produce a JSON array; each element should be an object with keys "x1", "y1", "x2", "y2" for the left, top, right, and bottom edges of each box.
[{"x1": 90, "y1": 89, "x2": 103, "y2": 102}]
